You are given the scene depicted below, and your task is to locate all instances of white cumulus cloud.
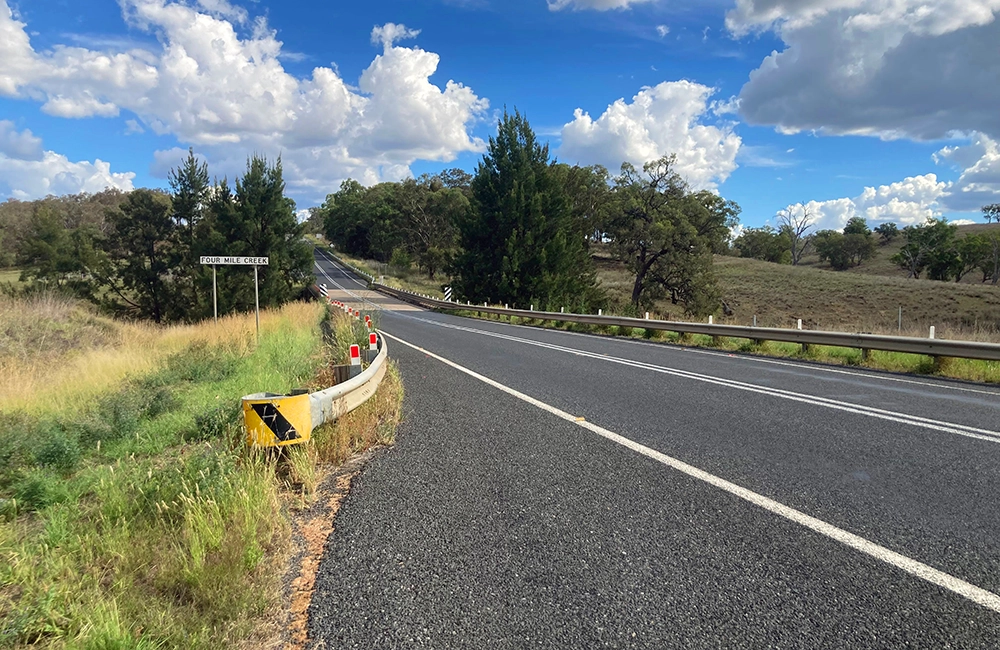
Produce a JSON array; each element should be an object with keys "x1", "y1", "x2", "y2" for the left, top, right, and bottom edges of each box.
[
  {"x1": 0, "y1": 123, "x2": 134, "y2": 200},
  {"x1": 727, "y1": 0, "x2": 1000, "y2": 141},
  {"x1": 789, "y1": 131, "x2": 1000, "y2": 228},
  {"x1": 934, "y1": 132, "x2": 1000, "y2": 212},
  {"x1": 558, "y1": 80, "x2": 742, "y2": 190},
  {"x1": 547, "y1": 0, "x2": 655, "y2": 11},
  {"x1": 785, "y1": 173, "x2": 948, "y2": 231},
  {"x1": 0, "y1": 120, "x2": 43, "y2": 161},
  {"x1": 371, "y1": 23, "x2": 421, "y2": 47},
  {"x1": 0, "y1": 1, "x2": 488, "y2": 203}
]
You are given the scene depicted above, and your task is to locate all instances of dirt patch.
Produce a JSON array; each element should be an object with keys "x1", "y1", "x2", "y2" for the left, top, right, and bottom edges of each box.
[{"x1": 279, "y1": 448, "x2": 381, "y2": 650}]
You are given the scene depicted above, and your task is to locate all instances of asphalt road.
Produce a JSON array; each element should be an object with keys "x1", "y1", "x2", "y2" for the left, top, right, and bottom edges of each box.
[{"x1": 309, "y1": 249, "x2": 1000, "y2": 648}]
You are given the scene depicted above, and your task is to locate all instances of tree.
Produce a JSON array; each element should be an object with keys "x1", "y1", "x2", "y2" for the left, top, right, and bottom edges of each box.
[
  {"x1": 396, "y1": 177, "x2": 468, "y2": 279},
  {"x1": 844, "y1": 231, "x2": 877, "y2": 267},
  {"x1": 734, "y1": 226, "x2": 791, "y2": 263},
  {"x1": 168, "y1": 148, "x2": 210, "y2": 316},
  {"x1": 775, "y1": 205, "x2": 814, "y2": 265},
  {"x1": 436, "y1": 168, "x2": 474, "y2": 194},
  {"x1": 843, "y1": 216, "x2": 871, "y2": 237},
  {"x1": 812, "y1": 230, "x2": 851, "y2": 270},
  {"x1": 207, "y1": 156, "x2": 312, "y2": 313},
  {"x1": 321, "y1": 179, "x2": 373, "y2": 257},
  {"x1": 873, "y1": 222, "x2": 899, "y2": 245},
  {"x1": 550, "y1": 163, "x2": 612, "y2": 245},
  {"x1": 957, "y1": 234, "x2": 988, "y2": 283},
  {"x1": 99, "y1": 189, "x2": 176, "y2": 323},
  {"x1": 607, "y1": 155, "x2": 738, "y2": 314},
  {"x1": 891, "y1": 218, "x2": 959, "y2": 280},
  {"x1": 983, "y1": 204, "x2": 1000, "y2": 224},
  {"x1": 452, "y1": 109, "x2": 598, "y2": 310},
  {"x1": 978, "y1": 231, "x2": 1000, "y2": 284}
]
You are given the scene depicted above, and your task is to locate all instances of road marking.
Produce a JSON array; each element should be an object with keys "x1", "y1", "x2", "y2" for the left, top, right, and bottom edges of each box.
[
  {"x1": 407, "y1": 301, "x2": 1000, "y2": 398},
  {"x1": 316, "y1": 255, "x2": 1000, "y2": 408},
  {"x1": 382, "y1": 330, "x2": 1000, "y2": 615},
  {"x1": 390, "y1": 315, "x2": 1000, "y2": 444}
]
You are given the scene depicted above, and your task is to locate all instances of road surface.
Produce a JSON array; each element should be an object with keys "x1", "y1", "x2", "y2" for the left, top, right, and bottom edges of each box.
[{"x1": 309, "y1": 249, "x2": 1000, "y2": 648}]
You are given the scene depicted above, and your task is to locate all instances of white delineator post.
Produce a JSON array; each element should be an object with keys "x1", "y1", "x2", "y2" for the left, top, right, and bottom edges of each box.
[
  {"x1": 930, "y1": 326, "x2": 936, "y2": 339},
  {"x1": 708, "y1": 315, "x2": 713, "y2": 325},
  {"x1": 797, "y1": 319, "x2": 803, "y2": 330}
]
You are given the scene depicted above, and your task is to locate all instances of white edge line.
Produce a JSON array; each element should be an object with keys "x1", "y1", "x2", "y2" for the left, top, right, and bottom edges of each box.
[
  {"x1": 382, "y1": 329, "x2": 1000, "y2": 615},
  {"x1": 400, "y1": 314, "x2": 1000, "y2": 444},
  {"x1": 401, "y1": 290, "x2": 1000, "y2": 398}
]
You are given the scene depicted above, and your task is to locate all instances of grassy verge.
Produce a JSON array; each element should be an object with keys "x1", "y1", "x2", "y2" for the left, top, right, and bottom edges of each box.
[
  {"x1": 0, "y1": 295, "x2": 402, "y2": 648},
  {"x1": 448, "y1": 310, "x2": 1000, "y2": 384},
  {"x1": 326, "y1": 249, "x2": 449, "y2": 298}
]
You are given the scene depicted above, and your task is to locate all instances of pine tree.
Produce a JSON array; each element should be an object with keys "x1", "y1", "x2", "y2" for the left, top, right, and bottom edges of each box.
[
  {"x1": 453, "y1": 109, "x2": 598, "y2": 310},
  {"x1": 206, "y1": 155, "x2": 312, "y2": 313},
  {"x1": 167, "y1": 148, "x2": 210, "y2": 319}
]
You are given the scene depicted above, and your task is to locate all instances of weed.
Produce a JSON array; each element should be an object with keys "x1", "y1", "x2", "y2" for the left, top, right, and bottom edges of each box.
[
  {"x1": 11, "y1": 468, "x2": 71, "y2": 512},
  {"x1": 32, "y1": 428, "x2": 80, "y2": 473}
]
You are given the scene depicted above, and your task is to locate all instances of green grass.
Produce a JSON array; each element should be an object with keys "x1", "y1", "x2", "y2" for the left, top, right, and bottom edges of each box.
[
  {"x1": 0, "y1": 268, "x2": 24, "y2": 289},
  {"x1": 0, "y1": 300, "x2": 327, "y2": 648},
  {"x1": 446, "y1": 309, "x2": 1000, "y2": 384}
]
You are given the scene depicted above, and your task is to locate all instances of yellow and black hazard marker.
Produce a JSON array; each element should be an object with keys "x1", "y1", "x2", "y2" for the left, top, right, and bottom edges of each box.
[{"x1": 242, "y1": 392, "x2": 313, "y2": 448}]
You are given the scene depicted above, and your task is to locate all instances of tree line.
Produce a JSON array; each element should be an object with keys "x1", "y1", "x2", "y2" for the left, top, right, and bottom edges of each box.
[
  {"x1": 2, "y1": 151, "x2": 312, "y2": 322},
  {"x1": 732, "y1": 206, "x2": 1000, "y2": 284},
  {"x1": 317, "y1": 110, "x2": 740, "y2": 316}
]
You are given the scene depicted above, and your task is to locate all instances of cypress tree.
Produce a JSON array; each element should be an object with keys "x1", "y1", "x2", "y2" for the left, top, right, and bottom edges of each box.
[{"x1": 453, "y1": 109, "x2": 597, "y2": 310}]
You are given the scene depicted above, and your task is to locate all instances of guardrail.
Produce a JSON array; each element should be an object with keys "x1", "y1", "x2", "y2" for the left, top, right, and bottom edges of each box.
[
  {"x1": 369, "y1": 282, "x2": 1000, "y2": 364},
  {"x1": 242, "y1": 307, "x2": 389, "y2": 447}
]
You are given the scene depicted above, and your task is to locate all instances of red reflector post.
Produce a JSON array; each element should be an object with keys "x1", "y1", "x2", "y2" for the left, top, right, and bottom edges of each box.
[
  {"x1": 369, "y1": 333, "x2": 377, "y2": 350},
  {"x1": 350, "y1": 344, "x2": 361, "y2": 365}
]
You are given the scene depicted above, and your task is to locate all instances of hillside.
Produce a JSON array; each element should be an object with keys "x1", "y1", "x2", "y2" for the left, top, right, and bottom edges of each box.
[
  {"x1": 796, "y1": 222, "x2": 1000, "y2": 282},
  {"x1": 593, "y1": 240, "x2": 1000, "y2": 341}
]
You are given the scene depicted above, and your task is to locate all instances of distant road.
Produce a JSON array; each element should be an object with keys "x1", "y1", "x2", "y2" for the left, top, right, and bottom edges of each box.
[{"x1": 310, "y1": 249, "x2": 1000, "y2": 648}]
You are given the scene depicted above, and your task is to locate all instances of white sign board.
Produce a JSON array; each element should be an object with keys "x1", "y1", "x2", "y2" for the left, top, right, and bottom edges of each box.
[{"x1": 200, "y1": 256, "x2": 269, "y2": 266}]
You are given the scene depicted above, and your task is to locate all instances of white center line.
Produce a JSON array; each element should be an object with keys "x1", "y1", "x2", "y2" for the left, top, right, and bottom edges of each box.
[
  {"x1": 390, "y1": 314, "x2": 1000, "y2": 444},
  {"x1": 382, "y1": 330, "x2": 1000, "y2": 615}
]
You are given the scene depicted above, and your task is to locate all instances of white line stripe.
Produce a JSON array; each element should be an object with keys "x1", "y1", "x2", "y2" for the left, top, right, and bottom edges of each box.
[
  {"x1": 437, "y1": 311, "x2": 1000, "y2": 398},
  {"x1": 319, "y1": 251, "x2": 1000, "y2": 399},
  {"x1": 391, "y1": 314, "x2": 1000, "y2": 444},
  {"x1": 382, "y1": 330, "x2": 1000, "y2": 615}
]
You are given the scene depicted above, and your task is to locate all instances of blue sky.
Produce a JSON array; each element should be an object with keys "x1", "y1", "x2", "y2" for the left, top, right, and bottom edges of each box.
[{"x1": 1, "y1": 0, "x2": 998, "y2": 230}]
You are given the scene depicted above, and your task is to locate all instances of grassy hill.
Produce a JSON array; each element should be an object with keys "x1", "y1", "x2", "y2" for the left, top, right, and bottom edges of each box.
[{"x1": 797, "y1": 222, "x2": 1000, "y2": 283}]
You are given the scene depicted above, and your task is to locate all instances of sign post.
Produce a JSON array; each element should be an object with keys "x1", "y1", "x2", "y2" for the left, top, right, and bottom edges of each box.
[
  {"x1": 200, "y1": 256, "x2": 269, "y2": 341},
  {"x1": 212, "y1": 265, "x2": 218, "y2": 322}
]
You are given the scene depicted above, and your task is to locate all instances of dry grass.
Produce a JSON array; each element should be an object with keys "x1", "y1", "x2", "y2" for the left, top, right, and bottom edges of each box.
[
  {"x1": 0, "y1": 294, "x2": 319, "y2": 416},
  {"x1": 0, "y1": 296, "x2": 407, "y2": 648},
  {"x1": 0, "y1": 268, "x2": 24, "y2": 288},
  {"x1": 710, "y1": 256, "x2": 1000, "y2": 341},
  {"x1": 589, "y1": 247, "x2": 1000, "y2": 343},
  {"x1": 313, "y1": 361, "x2": 403, "y2": 467}
]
